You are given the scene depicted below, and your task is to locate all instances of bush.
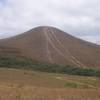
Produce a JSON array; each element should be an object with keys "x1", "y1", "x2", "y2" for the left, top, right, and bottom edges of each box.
[{"x1": 0, "y1": 56, "x2": 100, "y2": 77}]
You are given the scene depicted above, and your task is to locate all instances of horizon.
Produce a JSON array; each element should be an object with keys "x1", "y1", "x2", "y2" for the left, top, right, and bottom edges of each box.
[
  {"x1": 0, "y1": 0, "x2": 100, "y2": 45},
  {"x1": 0, "y1": 25, "x2": 100, "y2": 45}
]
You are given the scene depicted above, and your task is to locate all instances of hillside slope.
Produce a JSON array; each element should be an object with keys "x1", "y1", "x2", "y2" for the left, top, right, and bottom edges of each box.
[{"x1": 0, "y1": 26, "x2": 100, "y2": 69}]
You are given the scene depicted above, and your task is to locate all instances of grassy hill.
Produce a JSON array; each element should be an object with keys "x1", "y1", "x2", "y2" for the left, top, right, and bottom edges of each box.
[
  {"x1": 0, "y1": 26, "x2": 100, "y2": 69},
  {"x1": 0, "y1": 26, "x2": 100, "y2": 99}
]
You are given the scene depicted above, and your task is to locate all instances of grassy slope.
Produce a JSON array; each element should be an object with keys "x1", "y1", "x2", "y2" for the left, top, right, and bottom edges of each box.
[{"x1": 0, "y1": 68, "x2": 100, "y2": 100}]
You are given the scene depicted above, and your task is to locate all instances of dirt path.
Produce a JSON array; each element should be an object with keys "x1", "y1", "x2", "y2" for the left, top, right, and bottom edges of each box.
[
  {"x1": 43, "y1": 28, "x2": 53, "y2": 63},
  {"x1": 44, "y1": 27, "x2": 70, "y2": 62},
  {"x1": 49, "y1": 28, "x2": 86, "y2": 68},
  {"x1": 55, "y1": 76, "x2": 97, "y2": 89}
]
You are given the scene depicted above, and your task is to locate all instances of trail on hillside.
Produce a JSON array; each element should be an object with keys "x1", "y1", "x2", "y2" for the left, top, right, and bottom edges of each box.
[
  {"x1": 44, "y1": 27, "x2": 71, "y2": 63},
  {"x1": 44, "y1": 27, "x2": 86, "y2": 67},
  {"x1": 49, "y1": 28, "x2": 86, "y2": 68},
  {"x1": 43, "y1": 28, "x2": 53, "y2": 63}
]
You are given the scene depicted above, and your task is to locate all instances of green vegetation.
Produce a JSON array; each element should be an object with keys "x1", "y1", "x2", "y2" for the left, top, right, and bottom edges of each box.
[
  {"x1": 65, "y1": 82, "x2": 79, "y2": 88},
  {"x1": 0, "y1": 56, "x2": 100, "y2": 77},
  {"x1": 64, "y1": 81, "x2": 93, "y2": 88}
]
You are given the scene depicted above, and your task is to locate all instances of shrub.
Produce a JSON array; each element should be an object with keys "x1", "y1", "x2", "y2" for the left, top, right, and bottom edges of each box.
[{"x1": 0, "y1": 56, "x2": 100, "y2": 77}]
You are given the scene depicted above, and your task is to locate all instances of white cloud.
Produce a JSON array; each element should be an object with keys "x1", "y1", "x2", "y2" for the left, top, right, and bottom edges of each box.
[{"x1": 0, "y1": 0, "x2": 100, "y2": 44}]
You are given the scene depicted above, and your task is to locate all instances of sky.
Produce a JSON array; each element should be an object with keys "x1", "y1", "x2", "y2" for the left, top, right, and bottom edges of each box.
[{"x1": 0, "y1": 0, "x2": 100, "y2": 44}]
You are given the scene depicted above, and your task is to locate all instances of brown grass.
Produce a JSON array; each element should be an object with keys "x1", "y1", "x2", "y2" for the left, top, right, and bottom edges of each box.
[
  {"x1": 0, "y1": 84, "x2": 100, "y2": 100},
  {"x1": 0, "y1": 68, "x2": 99, "y2": 100}
]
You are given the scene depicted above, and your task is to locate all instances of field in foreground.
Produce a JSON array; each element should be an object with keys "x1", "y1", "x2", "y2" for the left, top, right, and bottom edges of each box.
[{"x1": 0, "y1": 68, "x2": 100, "y2": 100}]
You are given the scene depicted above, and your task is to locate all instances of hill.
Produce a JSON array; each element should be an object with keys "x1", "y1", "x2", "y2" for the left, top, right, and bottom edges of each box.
[{"x1": 0, "y1": 26, "x2": 100, "y2": 69}]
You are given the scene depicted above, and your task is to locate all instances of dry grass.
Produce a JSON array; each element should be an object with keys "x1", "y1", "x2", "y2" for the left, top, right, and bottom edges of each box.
[
  {"x1": 0, "y1": 68, "x2": 100, "y2": 100},
  {"x1": 0, "y1": 85, "x2": 100, "y2": 100}
]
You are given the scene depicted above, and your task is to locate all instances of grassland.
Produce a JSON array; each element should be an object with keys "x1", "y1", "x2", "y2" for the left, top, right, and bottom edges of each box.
[{"x1": 0, "y1": 68, "x2": 100, "y2": 100}]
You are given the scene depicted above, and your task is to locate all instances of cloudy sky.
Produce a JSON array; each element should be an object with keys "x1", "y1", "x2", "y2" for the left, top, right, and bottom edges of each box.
[{"x1": 0, "y1": 0, "x2": 100, "y2": 44}]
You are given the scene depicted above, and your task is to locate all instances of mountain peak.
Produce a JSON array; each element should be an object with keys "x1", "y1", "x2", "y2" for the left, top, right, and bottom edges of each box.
[
  {"x1": 27, "y1": 26, "x2": 62, "y2": 34},
  {"x1": 33, "y1": 26, "x2": 58, "y2": 30}
]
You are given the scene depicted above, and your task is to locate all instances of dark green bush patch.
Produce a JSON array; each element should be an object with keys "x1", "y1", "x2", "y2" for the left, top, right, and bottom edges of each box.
[{"x1": 0, "y1": 56, "x2": 100, "y2": 77}]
